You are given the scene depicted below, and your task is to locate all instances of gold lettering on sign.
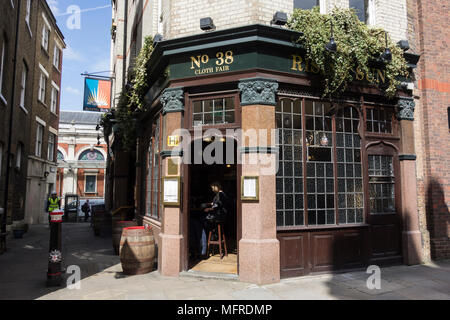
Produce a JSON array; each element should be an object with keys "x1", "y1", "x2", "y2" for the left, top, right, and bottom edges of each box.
[
  {"x1": 191, "y1": 51, "x2": 234, "y2": 74},
  {"x1": 291, "y1": 54, "x2": 303, "y2": 71}
]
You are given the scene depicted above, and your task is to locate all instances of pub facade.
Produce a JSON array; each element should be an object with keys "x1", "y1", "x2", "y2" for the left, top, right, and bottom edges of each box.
[{"x1": 113, "y1": 24, "x2": 423, "y2": 284}]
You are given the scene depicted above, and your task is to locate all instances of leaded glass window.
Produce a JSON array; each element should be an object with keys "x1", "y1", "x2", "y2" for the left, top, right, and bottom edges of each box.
[
  {"x1": 276, "y1": 98, "x2": 364, "y2": 228},
  {"x1": 368, "y1": 155, "x2": 395, "y2": 214},
  {"x1": 305, "y1": 101, "x2": 334, "y2": 225},
  {"x1": 276, "y1": 99, "x2": 304, "y2": 227},
  {"x1": 336, "y1": 107, "x2": 364, "y2": 224},
  {"x1": 366, "y1": 107, "x2": 394, "y2": 134}
]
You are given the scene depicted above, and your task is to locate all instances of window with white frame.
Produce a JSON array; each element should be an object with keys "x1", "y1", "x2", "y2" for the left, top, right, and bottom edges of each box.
[
  {"x1": 38, "y1": 72, "x2": 47, "y2": 103},
  {"x1": 350, "y1": 0, "x2": 375, "y2": 25},
  {"x1": 42, "y1": 24, "x2": 50, "y2": 51},
  {"x1": 48, "y1": 133, "x2": 55, "y2": 162},
  {"x1": 16, "y1": 142, "x2": 22, "y2": 169},
  {"x1": 294, "y1": 0, "x2": 319, "y2": 10},
  {"x1": 36, "y1": 123, "x2": 44, "y2": 157},
  {"x1": 85, "y1": 175, "x2": 97, "y2": 193},
  {"x1": 20, "y1": 63, "x2": 28, "y2": 110},
  {"x1": 53, "y1": 45, "x2": 61, "y2": 70},
  {"x1": 50, "y1": 85, "x2": 58, "y2": 113},
  {"x1": 0, "y1": 38, "x2": 6, "y2": 102}
]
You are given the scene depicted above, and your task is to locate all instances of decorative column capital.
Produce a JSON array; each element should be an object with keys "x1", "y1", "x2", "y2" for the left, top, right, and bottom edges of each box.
[
  {"x1": 238, "y1": 78, "x2": 278, "y2": 106},
  {"x1": 161, "y1": 87, "x2": 184, "y2": 115},
  {"x1": 397, "y1": 97, "x2": 415, "y2": 121}
]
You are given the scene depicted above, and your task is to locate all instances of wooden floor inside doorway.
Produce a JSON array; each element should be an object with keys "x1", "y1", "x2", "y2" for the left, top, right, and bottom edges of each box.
[{"x1": 190, "y1": 253, "x2": 238, "y2": 274}]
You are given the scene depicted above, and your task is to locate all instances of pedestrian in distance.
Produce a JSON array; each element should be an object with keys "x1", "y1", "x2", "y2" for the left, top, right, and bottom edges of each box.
[
  {"x1": 81, "y1": 200, "x2": 91, "y2": 222},
  {"x1": 46, "y1": 192, "x2": 61, "y2": 224}
]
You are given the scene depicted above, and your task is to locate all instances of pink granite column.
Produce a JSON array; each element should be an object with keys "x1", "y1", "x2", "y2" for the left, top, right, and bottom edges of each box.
[
  {"x1": 159, "y1": 87, "x2": 185, "y2": 277},
  {"x1": 398, "y1": 98, "x2": 423, "y2": 265},
  {"x1": 238, "y1": 77, "x2": 280, "y2": 284}
]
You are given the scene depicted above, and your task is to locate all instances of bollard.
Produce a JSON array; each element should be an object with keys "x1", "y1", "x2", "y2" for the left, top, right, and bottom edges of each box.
[{"x1": 47, "y1": 210, "x2": 64, "y2": 287}]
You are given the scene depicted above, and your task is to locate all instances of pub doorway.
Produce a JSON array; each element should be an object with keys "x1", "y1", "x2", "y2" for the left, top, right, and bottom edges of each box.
[{"x1": 186, "y1": 137, "x2": 239, "y2": 275}]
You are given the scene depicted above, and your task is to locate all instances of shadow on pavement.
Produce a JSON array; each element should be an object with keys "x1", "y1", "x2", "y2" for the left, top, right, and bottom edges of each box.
[{"x1": 0, "y1": 222, "x2": 119, "y2": 300}]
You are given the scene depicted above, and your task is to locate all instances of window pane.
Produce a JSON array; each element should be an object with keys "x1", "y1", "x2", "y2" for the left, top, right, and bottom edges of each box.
[
  {"x1": 276, "y1": 99, "x2": 304, "y2": 227},
  {"x1": 350, "y1": 0, "x2": 366, "y2": 22},
  {"x1": 294, "y1": 0, "x2": 319, "y2": 10},
  {"x1": 192, "y1": 97, "x2": 235, "y2": 126}
]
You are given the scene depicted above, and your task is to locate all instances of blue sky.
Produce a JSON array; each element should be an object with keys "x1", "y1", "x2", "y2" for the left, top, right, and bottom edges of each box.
[{"x1": 48, "y1": 0, "x2": 112, "y2": 111}]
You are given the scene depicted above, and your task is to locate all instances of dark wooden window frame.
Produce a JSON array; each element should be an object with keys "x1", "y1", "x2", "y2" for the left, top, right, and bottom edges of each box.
[
  {"x1": 145, "y1": 114, "x2": 163, "y2": 221},
  {"x1": 276, "y1": 96, "x2": 367, "y2": 231},
  {"x1": 186, "y1": 91, "x2": 241, "y2": 131}
]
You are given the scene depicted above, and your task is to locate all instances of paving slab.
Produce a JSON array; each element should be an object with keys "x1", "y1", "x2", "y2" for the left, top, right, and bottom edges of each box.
[{"x1": 2, "y1": 223, "x2": 450, "y2": 300}]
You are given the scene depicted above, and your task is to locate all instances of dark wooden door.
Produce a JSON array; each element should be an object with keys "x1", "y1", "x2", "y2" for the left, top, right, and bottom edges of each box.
[{"x1": 365, "y1": 144, "x2": 402, "y2": 265}]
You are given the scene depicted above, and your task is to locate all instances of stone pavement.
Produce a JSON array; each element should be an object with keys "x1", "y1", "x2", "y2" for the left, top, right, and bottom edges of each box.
[{"x1": 0, "y1": 223, "x2": 449, "y2": 300}]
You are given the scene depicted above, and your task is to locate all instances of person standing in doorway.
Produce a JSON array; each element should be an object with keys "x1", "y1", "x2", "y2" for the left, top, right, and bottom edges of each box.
[
  {"x1": 81, "y1": 200, "x2": 91, "y2": 222},
  {"x1": 46, "y1": 192, "x2": 61, "y2": 224}
]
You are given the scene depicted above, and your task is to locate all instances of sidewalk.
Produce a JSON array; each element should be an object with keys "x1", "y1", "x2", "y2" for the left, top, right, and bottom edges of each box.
[{"x1": 1, "y1": 223, "x2": 449, "y2": 300}]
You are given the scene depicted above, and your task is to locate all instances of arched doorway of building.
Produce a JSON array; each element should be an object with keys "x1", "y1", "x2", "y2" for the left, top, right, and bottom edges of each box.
[{"x1": 184, "y1": 136, "x2": 240, "y2": 275}]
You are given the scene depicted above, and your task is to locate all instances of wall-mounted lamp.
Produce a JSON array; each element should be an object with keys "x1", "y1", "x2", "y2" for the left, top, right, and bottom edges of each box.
[
  {"x1": 270, "y1": 11, "x2": 287, "y2": 26},
  {"x1": 153, "y1": 33, "x2": 163, "y2": 46},
  {"x1": 44, "y1": 171, "x2": 50, "y2": 179},
  {"x1": 381, "y1": 32, "x2": 392, "y2": 62},
  {"x1": 200, "y1": 17, "x2": 216, "y2": 31},
  {"x1": 325, "y1": 20, "x2": 337, "y2": 53}
]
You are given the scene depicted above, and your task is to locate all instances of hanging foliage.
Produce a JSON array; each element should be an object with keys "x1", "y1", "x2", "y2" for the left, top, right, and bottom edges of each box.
[
  {"x1": 129, "y1": 35, "x2": 154, "y2": 110},
  {"x1": 287, "y1": 7, "x2": 408, "y2": 98},
  {"x1": 102, "y1": 36, "x2": 155, "y2": 151}
]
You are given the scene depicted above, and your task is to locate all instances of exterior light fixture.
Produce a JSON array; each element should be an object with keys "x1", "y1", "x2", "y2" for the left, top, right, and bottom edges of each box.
[
  {"x1": 270, "y1": 11, "x2": 287, "y2": 26},
  {"x1": 381, "y1": 32, "x2": 392, "y2": 62},
  {"x1": 200, "y1": 17, "x2": 216, "y2": 31},
  {"x1": 325, "y1": 20, "x2": 337, "y2": 53},
  {"x1": 397, "y1": 40, "x2": 410, "y2": 51},
  {"x1": 153, "y1": 33, "x2": 163, "y2": 46}
]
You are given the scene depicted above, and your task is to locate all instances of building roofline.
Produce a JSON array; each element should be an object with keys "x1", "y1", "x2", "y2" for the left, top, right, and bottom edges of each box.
[{"x1": 41, "y1": 0, "x2": 66, "y2": 47}]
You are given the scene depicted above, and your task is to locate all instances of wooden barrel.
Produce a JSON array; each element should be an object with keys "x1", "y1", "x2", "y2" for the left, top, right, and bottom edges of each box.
[
  {"x1": 92, "y1": 210, "x2": 105, "y2": 236},
  {"x1": 112, "y1": 220, "x2": 137, "y2": 255},
  {"x1": 119, "y1": 226, "x2": 155, "y2": 275}
]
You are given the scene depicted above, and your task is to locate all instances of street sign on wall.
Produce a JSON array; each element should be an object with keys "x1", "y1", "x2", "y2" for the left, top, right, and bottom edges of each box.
[{"x1": 83, "y1": 77, "x2": 112, "y2": 112}]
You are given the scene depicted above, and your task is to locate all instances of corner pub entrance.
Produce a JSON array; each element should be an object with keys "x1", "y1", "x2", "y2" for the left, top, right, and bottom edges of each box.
[{"x1": 133, "y1": 24, "x2": 422, "y2": 285}]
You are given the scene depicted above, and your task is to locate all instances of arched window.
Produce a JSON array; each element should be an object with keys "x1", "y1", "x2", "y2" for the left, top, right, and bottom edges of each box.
[
  {"x1": 78, "y1": 149, "x2": 104, "y2": 161},
  {"x1": 57, "y1": 150, "x2": 64, "y2": 161}
]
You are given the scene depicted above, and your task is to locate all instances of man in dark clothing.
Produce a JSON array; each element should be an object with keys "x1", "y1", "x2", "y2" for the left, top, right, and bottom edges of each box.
[{"x1": 81, "y1": 200, "x2": 91, "y2": 222}]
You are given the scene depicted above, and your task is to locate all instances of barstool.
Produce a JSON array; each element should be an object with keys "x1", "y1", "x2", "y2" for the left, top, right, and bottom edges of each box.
[{"x1": 207, "y1": 221, "x2": 228, "y2": 259}]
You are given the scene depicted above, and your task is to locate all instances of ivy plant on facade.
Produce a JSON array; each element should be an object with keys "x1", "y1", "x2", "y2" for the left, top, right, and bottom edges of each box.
[
  {"x1": 287, "y1": 7, "x2": 408, "y2": 98},
  {"x1": 102, "y1": 36, "x2": 154, "y2": 151}
]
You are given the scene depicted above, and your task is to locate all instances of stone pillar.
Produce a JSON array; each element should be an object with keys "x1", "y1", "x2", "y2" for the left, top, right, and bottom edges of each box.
[
  {"x1": 397, "y1": 97, "x2": 423, "y2": 265},
  {"x1": 238, "y1": 78, "x2": 280, "y2": 284},
  {"x1": 158, "y1": 87, "x2": 185, "y2": 277}
]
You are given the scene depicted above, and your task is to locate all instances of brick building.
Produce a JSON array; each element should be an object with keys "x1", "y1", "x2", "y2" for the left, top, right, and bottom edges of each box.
[
  {"x1": 105, "y1": 0, "x2": 448, "y2": 283},
  {"x1": 56, "y1": 111, "x2": 107, "y2": 206},
  {"x1": 406, "y1": 0, "x2": 450, "y2": 260},
  {"x1": 1, "y1": 0, "x2": 64, "y2": 251},
  {"x1": 23, "y1": 0, "x2": 65, "y2": 225}
]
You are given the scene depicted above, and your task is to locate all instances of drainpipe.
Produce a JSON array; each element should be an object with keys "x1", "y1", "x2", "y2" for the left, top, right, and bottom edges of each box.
[{"x1": 1, "y1": 0, "x2": 22, "y2": 253}]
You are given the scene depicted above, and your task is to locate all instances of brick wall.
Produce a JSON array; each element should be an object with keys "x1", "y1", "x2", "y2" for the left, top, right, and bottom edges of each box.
[{"x1": 408, "y1": 0, "x2": 450, "y2": 260}]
